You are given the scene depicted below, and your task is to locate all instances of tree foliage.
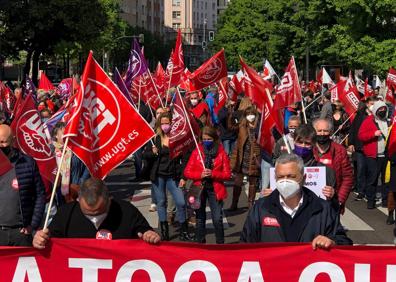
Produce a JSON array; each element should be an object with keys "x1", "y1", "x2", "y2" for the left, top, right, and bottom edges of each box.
[{"x1": 212, "y1": 0, "x2": 396, "y2": 76}]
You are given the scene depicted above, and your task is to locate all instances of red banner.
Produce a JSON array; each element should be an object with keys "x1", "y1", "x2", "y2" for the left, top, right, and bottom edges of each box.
[
  {"x1": 2, "y1": 239, "x2": 396, "y2": 281},
  {"x1": 64, "y1": 52, "x2": 155, "y2": 179}
]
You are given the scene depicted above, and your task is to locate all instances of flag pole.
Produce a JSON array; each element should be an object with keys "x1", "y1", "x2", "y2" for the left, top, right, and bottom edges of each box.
[
  {"x1": 148, "y1": 71, "x2": 165, "y2": 108},
  {"x1": 282, "y1": 135, "x2": 291, "y2": 153},
  {"x1": 164, "y1": 66, "x2": 173, "y2": 107},
  {"x1": 331, "y1": 112, "x2": 355, "y2": 138},
  {"x1": 339, "y1": 133, "x2": 350, "y2": 145},
  {"x1": 177, "y1": 87, "x2": 205, "y2": 167},
  {"x1": 137, "y1": 78, "x2": 142, "y2": 112},
  {"x1": 43, "y1": 137, "x2": 69, "y2": 229},
  {"x1": 293, "y1": 56, "x2": 307, "y2": 124},
  {"x1": 304, "y1": 93, "x2": 323, "y2": 110}
]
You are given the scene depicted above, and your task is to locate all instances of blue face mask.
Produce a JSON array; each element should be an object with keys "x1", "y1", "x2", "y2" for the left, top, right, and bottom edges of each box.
[
  {"x1": 203, "y1": 140, "x2": 214, "y2": 150},
  {"x1": 293, "y1": 144, "x2": 312, "y2": 160}
]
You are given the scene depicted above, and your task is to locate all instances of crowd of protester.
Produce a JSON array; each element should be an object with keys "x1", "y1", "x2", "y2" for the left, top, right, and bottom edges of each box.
[{"x1": 1, "y1": 74, "x2": 395, "y2": 249}]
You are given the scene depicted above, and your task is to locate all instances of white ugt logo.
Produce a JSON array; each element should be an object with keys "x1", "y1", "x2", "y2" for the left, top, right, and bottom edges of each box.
[{"x1": 81, "y1": 83, "x2": 116, "y2": 146}]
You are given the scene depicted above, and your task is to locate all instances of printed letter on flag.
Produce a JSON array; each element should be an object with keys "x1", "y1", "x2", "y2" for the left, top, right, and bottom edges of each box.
[{"x1": 64, "y1": 52, "x2": 155, "y2": 179}]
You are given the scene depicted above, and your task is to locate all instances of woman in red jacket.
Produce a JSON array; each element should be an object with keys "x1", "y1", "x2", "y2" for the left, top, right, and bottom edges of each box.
[{"x1": 184, "y1": 126, "x2": 231, "y2": 244}]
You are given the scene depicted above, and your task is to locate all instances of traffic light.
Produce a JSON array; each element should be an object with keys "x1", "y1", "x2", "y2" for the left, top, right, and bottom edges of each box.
[
  {"x1": 208, "y1": 31, "x2": 215, "y2": 41},
  {"x1": 138, "y1": 33, "x2": 144, "y2": 43}
]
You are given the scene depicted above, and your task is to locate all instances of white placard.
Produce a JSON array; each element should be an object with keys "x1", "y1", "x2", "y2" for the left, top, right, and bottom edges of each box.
[{"x1": 269, "y1": 166, "x2": 326, "y2": 199}]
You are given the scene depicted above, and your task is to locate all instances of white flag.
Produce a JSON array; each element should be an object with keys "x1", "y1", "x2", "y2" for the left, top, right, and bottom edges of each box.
[{"x1": 263, "y1": 60, "x2": 277, "y2": 80}]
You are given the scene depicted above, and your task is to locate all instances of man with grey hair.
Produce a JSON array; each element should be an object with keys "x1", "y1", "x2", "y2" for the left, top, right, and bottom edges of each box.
[
  {"x1": 240, "y1": 153, "x2": 352, "y2": 248},
  {"x1": 33, "y1": 178, "x2": 160, "y2": 249},
  {"x1": 313, "y1": 118, "x2": 353, "y2": 213}
]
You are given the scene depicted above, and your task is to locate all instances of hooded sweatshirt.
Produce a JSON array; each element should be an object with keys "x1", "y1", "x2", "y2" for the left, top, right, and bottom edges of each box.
[{"x1": 372, "y1": 101, "x2": 388, "y2": 155}]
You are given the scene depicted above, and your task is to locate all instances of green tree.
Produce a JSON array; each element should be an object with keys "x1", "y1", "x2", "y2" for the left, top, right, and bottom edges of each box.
[
  {"x1": 212, "y1": 0, "x2": 396, "y2": 77},
  {"x1": 0, "y1": 0, "x2": 109, "y2": 84}
]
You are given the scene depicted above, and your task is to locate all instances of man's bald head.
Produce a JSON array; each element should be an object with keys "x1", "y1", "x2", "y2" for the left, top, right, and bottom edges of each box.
[{"x1": 0, "y1": 124, "x2": 14, "y2": 148}]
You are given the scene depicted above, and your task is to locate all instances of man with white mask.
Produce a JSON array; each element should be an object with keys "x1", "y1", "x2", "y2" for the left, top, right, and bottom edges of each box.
[{"x1": 240, "y1": 153, "x2": 352, "y2": 248}]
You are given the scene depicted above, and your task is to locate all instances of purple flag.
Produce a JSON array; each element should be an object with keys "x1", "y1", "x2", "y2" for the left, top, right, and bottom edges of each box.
[
  {"x1": 124, "y1": 38, "x2": 148, "y2": 90},
  {"x1": 22, "y1": 77, "x2": 37, "y2": 102},
  {"x1": 114, "y1": 67, "x2": 136, "y2": 107}
]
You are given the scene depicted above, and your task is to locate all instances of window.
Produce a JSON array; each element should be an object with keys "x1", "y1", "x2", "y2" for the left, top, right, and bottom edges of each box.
[
  {"x1": 172, "y1": 23, "x2": 181, "y2": 29},
  {"x1": 172, "y1": 11, "x2": 181, "y2": 19},
  {"x1": 172, "y1": 0, "x2": 181, "y2": 6}
]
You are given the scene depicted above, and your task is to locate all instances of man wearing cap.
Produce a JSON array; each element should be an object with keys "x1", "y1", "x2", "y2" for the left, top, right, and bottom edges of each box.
[
  {"x1": 33, "y1": 178, "x2": 160, "y2": 249},
  {"x1": 240, "y1": 153, "x2": 352, "y2": 248}
]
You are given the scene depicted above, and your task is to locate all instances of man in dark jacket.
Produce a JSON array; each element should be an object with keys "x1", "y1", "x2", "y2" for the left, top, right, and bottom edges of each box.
[
  {"x1": 0, "y1": 124, "x2": 46, "y2": 246},
  {"x1": 348, "y1": 98, "x2": 375, "y2": 200},
  {"x1": 240, "y1": 153, "x2": 352, "y2": 248},
  {"x1": 33, "y1": 178, "x2": 160, "y2": 249}
]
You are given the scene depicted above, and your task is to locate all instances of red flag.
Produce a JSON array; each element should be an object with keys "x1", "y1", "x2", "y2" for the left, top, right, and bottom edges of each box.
[
  {"x1": 10, "y1": 95, "x2": 57, "y2": 182},
  {"x1": 230, "y1": 74, "x2": 243, "y2": 95},
  {"x1": 240, "y1": 57, "x2": 283, "y2": 136},
  {"x1": 173, "y1": 30, "x2": 185, "y2": 71},
  {"x1": 258, "y1": 103, "x2": 276, "y2": 155},
  {"x1": 364, "y1": 78, "x2": 374, "y2": 99},
  {"x1": 154, "y1": 62, "x2": 166, "y2": 94},
  {"x1": 0, "y1": 150, "x2": 12, "y2": 176},
  {"x1": 132, "y1": 72, "x2": 163, "y2": 110},
  {"x1": 189, "y1": 49, "x2": 228, "y2": 90},
  {"x1": 386, "y1": 68, "x2": 396, "y2": 105},
  {"x1": 63, "y1": 52, "x2": 155, "y2": 179},
  {"x1": 0, "y1": 81, "x2": 15, "y2": 114},
  {"x1": 164, "y1": 31, "x2": 185, "y2": 89},
  {"x1": 388, "y1": 116, "x2": 396, "y2": 157},
  {"x1": 338, "y1": 79, "x2": 360, "y2": 121},
  {"x1": 275, "y1": 57, "x2": 302, "y2": 107},
  {"x1": 38, "y1": 72, "x2": 55, "y2": 91},
  {"x1": 214, "y1": 77, "x2": 228, "y2": 114},
  {"x1": 169, "y1": 89, "x2": 200, "y2": 159},
  {"x1": 240, "y1": 58, "x2": 271, "y2": 109}
]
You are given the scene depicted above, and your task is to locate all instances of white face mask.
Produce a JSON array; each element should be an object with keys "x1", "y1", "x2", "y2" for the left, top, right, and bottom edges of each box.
[
  {"x1": 85, "y1": 213, "x2": 108, "y2": 230},
  {"x1": 276, "y1": 179, "x2": 301, "y2": 200},
  {"x1": 246, "y1": 114, "x2": 256, "y2": 122},
  {"x1": 368, "y1": 105, "x2": 374, "y2": 113},
  {"x1": 190, "y1": 99, "x2": 199, "y2": 106}
]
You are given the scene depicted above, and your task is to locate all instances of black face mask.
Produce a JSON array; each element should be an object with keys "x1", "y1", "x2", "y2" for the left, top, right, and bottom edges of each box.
[
  {"x1": 0, "y1": 146, "x2": 11, "y2": 156},
  {"x1": 316, "y1": 135, "x2": 331, "y2": 145},
  {"x1": 377, "y1": 110, "x2": 387, "y2": 120}
]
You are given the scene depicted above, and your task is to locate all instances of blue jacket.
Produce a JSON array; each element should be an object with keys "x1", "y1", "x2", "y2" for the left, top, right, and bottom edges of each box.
[
  {"x1": 70, "y1": 154, "x2": 90, "y2": 186},
  {"x1": 9, "y1": 149, "x2": 46, "y2": 230},
  {"x1": 240, "y1": 188, "x2": 352, "y2": 245}
]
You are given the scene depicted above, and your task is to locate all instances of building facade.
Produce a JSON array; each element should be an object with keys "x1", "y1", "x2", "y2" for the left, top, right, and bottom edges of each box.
[
  {"x1": 120, "y1": 0, "x2": 230, "y2": 69},
  {"x1": 163, "y1": 0, "x2": 218, "y2": 68},
  {"x1": 120, "y1": 0, "x2": 164, "y2": 35}
]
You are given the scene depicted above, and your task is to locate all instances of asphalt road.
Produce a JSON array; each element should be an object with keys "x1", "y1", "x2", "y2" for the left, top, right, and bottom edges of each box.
[{"x1": 105, "y1": 159, "x2": 395, "y2": 245}]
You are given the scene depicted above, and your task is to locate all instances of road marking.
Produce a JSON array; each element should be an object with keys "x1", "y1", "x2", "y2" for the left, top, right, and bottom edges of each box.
[{"x1": 341, "y1": 208, "x2": 374, "y2": 231}]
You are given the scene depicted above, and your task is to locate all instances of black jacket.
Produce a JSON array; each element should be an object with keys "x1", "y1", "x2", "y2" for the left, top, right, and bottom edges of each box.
[
  {"x1": 9, "y1": 149, "x2": 46, "y2": 230},
  {"x1": 142, "y1": 135, "x2": 183, "y2": 182},
  {"x1": 349, "y1": 108, "x2": 368, "y2": 152},
  {"x1": 240, "y1": 188, "x2": 352, "y2": 245},
  {"x1": 49, "y1": 199, "x2": 152, "y2": 239}
]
